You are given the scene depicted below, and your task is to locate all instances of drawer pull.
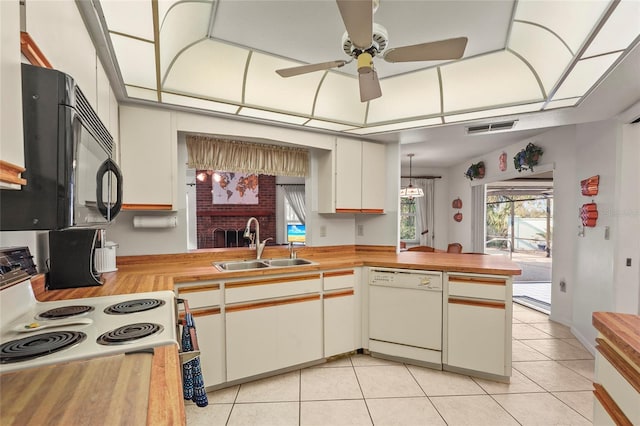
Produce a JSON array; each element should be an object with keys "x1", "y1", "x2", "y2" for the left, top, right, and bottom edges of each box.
[{"x1": 448, "y1": 297, "x2": 505, "y2": 309}]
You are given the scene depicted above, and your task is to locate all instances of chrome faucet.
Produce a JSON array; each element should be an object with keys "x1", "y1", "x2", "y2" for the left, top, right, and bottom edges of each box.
[
  {"x1": 288, "y1": 242, "x2": 298, "y2": 259},
  {"x1": 244, "y1": 217, "x2": 271, "y2": 259}
]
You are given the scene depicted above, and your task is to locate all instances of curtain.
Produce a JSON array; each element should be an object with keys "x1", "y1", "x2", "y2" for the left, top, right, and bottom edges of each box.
[
  {"x1": 282, "y1": 184, "x2": 306, "y2": 225},
  {"x1": 471, "y1": 184, "x2": 486, "y2": 253},
  {"x1": 414, "y1": 178, "x2": 435, "y2": 246},
  {"x1": 186, "y1": 135, "x2": 309, "y2": 177}
]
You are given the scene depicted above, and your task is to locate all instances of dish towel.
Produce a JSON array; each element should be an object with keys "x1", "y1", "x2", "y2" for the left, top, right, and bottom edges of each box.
[{"x1": 181, "y1": 312, "x2": 208, "y2": 407}]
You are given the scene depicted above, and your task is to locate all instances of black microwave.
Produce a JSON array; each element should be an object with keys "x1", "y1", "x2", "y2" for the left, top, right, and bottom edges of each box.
[{"x1": 0, "y1": 64, "x2": 122, "y2": 231}]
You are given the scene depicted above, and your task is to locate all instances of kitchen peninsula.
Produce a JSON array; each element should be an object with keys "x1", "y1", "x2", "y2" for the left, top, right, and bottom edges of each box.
[{"x1": 3, "y1": 246, "x2": 521, "y2": 426}]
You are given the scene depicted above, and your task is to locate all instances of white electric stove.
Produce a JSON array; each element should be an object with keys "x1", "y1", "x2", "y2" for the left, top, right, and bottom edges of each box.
[{"x1": 0, "y1": 279, "x2": 178, "y2": 374}]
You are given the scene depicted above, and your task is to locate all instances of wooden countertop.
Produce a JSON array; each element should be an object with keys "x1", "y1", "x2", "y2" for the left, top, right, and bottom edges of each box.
[
  {"x1": 32, "y1": 245, "x2": 521, "y2": 301},
  {"x1": 17, "y1": 245, "x2": 520, "y2": 426},
  {"x1": 592, "y1": 311, "x2": 640, "y2": 368}
]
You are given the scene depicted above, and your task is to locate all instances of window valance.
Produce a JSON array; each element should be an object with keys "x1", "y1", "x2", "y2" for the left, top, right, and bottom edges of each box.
[{"x1": 186, "y1": 135, "x2": 309, "y2": 177}]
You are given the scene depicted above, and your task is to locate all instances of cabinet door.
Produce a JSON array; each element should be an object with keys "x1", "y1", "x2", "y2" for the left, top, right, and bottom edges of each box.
[
  {"x1": 177, "y1": 283, "x2": 224, "y2": 387},
  {"x1": 119, "y1": 105, "x2": 174, "y2": 209},
  {"x1": 361, "y1": 142, "x2": 386, "y2": 212},
  {"x1": 324, "y1": 290, "x2": 357, "y2": 357},
  {"x1": 447, "y1": 298, "x2": 507, "y2": 376},
  {"x1": 190, "y1": 309, "x2": 225, "y2": 387},
  {"x1": 335, "y1": 138, "x2": 363, "y2": 211},
  {"x1": 226, "y1": 296, "x2": 322, "y2": 381}
]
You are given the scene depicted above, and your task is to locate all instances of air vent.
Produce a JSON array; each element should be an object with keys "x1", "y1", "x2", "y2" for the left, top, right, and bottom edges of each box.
[{"x1": 466, "y1": 120, "x2": 517, "y2": 134}]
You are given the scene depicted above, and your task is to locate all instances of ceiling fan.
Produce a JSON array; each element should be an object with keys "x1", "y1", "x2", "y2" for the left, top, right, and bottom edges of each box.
[{"x1": 275, "y1": 0, "x2": 468, "y2": 102}]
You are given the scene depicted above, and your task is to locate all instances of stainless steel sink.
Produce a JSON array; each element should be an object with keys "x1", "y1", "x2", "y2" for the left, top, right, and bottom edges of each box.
[
  {"x1": 213, "y1": 260, "x2": 270, "y2": 271},
  {"x1": 266, "y1": 258, "x2": 314, "y2": 267}
]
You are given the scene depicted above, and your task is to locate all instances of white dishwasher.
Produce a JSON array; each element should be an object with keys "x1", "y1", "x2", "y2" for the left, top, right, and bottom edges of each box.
[{"x1": 368, "y1": 267, "x2": 443, "y2": 367}]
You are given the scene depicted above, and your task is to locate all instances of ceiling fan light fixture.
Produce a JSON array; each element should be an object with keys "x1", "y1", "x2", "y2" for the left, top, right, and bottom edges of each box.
[{"x1": 357, "y1": 52, "x2": 374, "y2": 73}]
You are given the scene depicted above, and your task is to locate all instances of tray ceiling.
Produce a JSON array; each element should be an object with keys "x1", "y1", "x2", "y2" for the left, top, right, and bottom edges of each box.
[{"x1": 94, "y1": 0, "x2": 640, "y2": 138}]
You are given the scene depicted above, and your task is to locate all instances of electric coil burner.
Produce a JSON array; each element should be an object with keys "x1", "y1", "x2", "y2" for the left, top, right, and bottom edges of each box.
[
  {"x1": 37, "y1": 305, "x2": 94, "y2": 320},
  {"x1": 97, "y1": 323, "x2": 164, "y2": 346},
  {"x1": 0, "y1": 280, "x2": 178, "y2": 374},
  {"x1": 0, "y1": 331, "x2": 87, "y2": 364},
  {"x1": 104, "y1": 299, "x2": 165, "y2": 315}
]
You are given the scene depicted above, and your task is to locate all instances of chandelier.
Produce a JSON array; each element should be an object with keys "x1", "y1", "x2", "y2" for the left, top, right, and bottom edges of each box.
[{"x1": 400, "y1": 154, "x2": 424, "y2": 199}]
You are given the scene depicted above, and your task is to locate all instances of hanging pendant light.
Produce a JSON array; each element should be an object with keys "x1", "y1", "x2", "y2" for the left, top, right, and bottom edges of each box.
[{"x1": 400, "y1": 154, "x2": 424, "y2": 199}]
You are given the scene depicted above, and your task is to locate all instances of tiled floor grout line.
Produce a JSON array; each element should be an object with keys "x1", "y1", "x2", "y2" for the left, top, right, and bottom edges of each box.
[{"x1": 190, "y1": 305, "x2": 596, "y2": 425}]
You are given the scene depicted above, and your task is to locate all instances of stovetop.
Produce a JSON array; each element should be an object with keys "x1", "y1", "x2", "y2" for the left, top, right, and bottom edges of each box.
[{"x1": 0, "y1": 280, "x2": 178, "y2": 374}]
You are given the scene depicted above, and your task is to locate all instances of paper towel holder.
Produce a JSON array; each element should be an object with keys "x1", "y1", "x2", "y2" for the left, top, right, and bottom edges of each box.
[{"x1": 133, "y1": 215, "x2": 178, "y2": 229}]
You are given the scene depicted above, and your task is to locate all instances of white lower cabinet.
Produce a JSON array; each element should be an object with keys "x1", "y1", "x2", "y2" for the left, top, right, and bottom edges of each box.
[
  {"x1": 446, "y1": 300, "x2": 506, "y2": 376},
  {"x1": 224, "y1": 273, "x2": 323, "y2": 382},
  {"x1": 176, "y1": 283, "x2": 225, "y2": 387},
  {"x1": 226, "y1": 297, "x2": 322, "y2": 381},
  {"x1": 323, "y1": 270, "x2": 359, "y2": 357},
  {"x1": 445, "y1": 273, "x2": 512, "y2": 379}
]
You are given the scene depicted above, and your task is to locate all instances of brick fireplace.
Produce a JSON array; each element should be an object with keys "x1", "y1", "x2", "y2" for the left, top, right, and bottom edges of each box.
[{"x1": 196, "y1": 172, "x2": 276, "y2": 249}]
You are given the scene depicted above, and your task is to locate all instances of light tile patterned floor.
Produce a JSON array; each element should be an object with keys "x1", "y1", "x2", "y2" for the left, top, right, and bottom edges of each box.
[{"x1": 186, "y1": 304, "x2": 594, "y2": 425}]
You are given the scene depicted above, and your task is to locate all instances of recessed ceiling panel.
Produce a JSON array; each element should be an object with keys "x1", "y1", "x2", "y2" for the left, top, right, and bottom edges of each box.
[
  {"x1": 163, "y1": 39, "x2": 248, "y2": 103},
  {"x1": 110, "y1": 34, "x2": 157, "y2": 89},
  {"x1": 445, "y1": 102, "x2": 544, "y2": 123},
  {"x1": 159, "y1": 2, "x2": 211, "y2": 79},
  {"x1": 544, "y1": 97, "x2": 580, "y2": 109},
  {"x1": 582, "y1": 0, "x2": 640, "y2": 58},
  {"x1": 553, "y1": 52, "x2": 622, "y2": 99},
  {"x1": 101, "y1": 0, "x2": 154, "y2": 41},
  {"x1": 245, "y1": 52, "x2": 324, "y2": 115},
  {"x1": 514, "y1": 0, "x2": 609, "y2": 53},
  {"x1": 367, "y1": 69, "x2": 440, "y2": 124},
  {"x1": 304, "y1": 120, "x2": 357, "y2": 132},
  {"x1": 508, "y1": 22, "x2": 573, "y2": 94},
  {"x1": 126, "y1": 85, "x2": 158, "y2": 101},
  {"x1": 162, "y1": 92, "x2": 239, "y2": 114},
  {"x1": 441, "y1": 51, "x2": 543, "y2": 113},
  {"x1": 314, "y1": 73, "x2": 367, "y2": 124},
  {"x1": 238, "y1": 107, "x2": 308, "y2": 125},
  {"x1": 346, "y1": 118, "x2": 442, "y2": 135}
]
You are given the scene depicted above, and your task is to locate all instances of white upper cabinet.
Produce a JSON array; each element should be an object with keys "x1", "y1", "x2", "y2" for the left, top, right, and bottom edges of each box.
[
  {"x1": 0, "y1": 0, "x2": 25, "y2": 188},
  {"x1": 119, "y1": 105, "x2": 175, "y2": 209},
  {"x1": 319, "y1": 138, "x2": 386, "y2": 213},
  {"x1": 360, "y1": 141, "x2": 386, "y2": 211}
]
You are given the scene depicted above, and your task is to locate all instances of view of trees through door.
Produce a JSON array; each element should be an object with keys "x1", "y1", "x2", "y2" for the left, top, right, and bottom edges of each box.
[{"x1": 485, "y1": 174, "x2": 553, "y2": 314}]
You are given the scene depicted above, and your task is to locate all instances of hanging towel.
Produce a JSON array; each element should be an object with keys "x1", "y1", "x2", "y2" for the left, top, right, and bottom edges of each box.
[{"x1": 181, "y1": 312, "x2": 208, "y2": 407}]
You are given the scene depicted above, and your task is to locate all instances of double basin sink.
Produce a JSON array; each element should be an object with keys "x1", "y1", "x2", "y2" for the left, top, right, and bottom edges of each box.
[{"x1": 214, "y1": 258, "x2": 315, "y2": 271}]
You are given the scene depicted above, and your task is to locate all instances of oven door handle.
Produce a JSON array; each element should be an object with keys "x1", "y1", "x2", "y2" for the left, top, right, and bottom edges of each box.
[{"x1": 96, "y1": 158, "x2": 123, "y2": 220}]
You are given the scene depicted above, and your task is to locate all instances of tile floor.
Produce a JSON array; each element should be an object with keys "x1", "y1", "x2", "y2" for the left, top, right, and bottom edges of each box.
[{"x1": 185, "y1": 304, "x2": 595, "y2": 425}]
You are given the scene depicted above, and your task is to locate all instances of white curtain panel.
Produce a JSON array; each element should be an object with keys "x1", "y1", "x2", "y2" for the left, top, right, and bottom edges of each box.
[
  {"x1": 415, "y1": 178, "x2": 435, "y2": 246},
  {"x1": 471, "y1": 184, "x2": 486, "y2": 253},
  {"x1": 282, "y1": 184, "x2": 306, "y2": 224}
]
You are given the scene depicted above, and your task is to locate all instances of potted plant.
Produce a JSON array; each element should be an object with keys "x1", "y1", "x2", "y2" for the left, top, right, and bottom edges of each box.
[
  {"x1": 514, "y1": 143, "x2": 544, "y2": 172},
  {"x1": 464, "y1": 161, "x2": 485, "y2": 180}
]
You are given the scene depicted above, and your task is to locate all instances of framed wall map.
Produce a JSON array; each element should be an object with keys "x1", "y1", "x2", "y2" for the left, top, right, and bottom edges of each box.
[{"x1": 212, "y1": 172, "x2": 259, "y2": 204}]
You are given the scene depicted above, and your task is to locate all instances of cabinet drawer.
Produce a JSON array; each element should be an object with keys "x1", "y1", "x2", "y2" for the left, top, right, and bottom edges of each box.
[
  {"x1": 448, "y1": 275, "x2": 507, "y2": 301},
  {"x1": 595, "y1": 341, "x2": 640, "y2": 425},
  {"x1": 323, "y1": 270, "x2": 355, "y2": 291},
  {"x1": 177, "y1": 283, "x2": 221, "y2": 309},
  {"x1": 226, "y1": 274, "x2": 321, "y2": 304}
]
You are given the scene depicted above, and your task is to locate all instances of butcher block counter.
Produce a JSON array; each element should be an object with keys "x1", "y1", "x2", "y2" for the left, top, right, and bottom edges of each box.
[
  {"x1": 6, "y1": 245, "x2": 520, "y2": 426},
  {"x1": 32, "y1": 245, "x2": 521, "y2": 301}
]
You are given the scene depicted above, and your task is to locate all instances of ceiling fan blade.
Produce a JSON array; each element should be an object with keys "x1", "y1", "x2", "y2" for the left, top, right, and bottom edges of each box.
[
  {"x1": 359, "y1": 70, "x2": 382, "y2": 102},
  {"x1": 276, "y1": 60, "x2": 347, "y2": 77},
  {"x1": 383, "y1": 37, "x2": 468, "y2": 63},
  {"x1": 336, "y1": 0, "x2": 373, "y2": 50}
]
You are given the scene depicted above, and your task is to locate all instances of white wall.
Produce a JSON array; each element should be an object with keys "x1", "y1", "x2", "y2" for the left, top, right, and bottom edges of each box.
[
  {"x1": 613, "y1": 123, "x2": 640, "y2": 314},
  {"x1": 445, "y1": 118, "x2": 640, "y2": 352}
]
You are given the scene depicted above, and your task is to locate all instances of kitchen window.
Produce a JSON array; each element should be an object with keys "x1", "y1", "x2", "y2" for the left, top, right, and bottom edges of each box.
[{"x1": 400, "y1": 197, "x2": 419, "y2": 242}]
